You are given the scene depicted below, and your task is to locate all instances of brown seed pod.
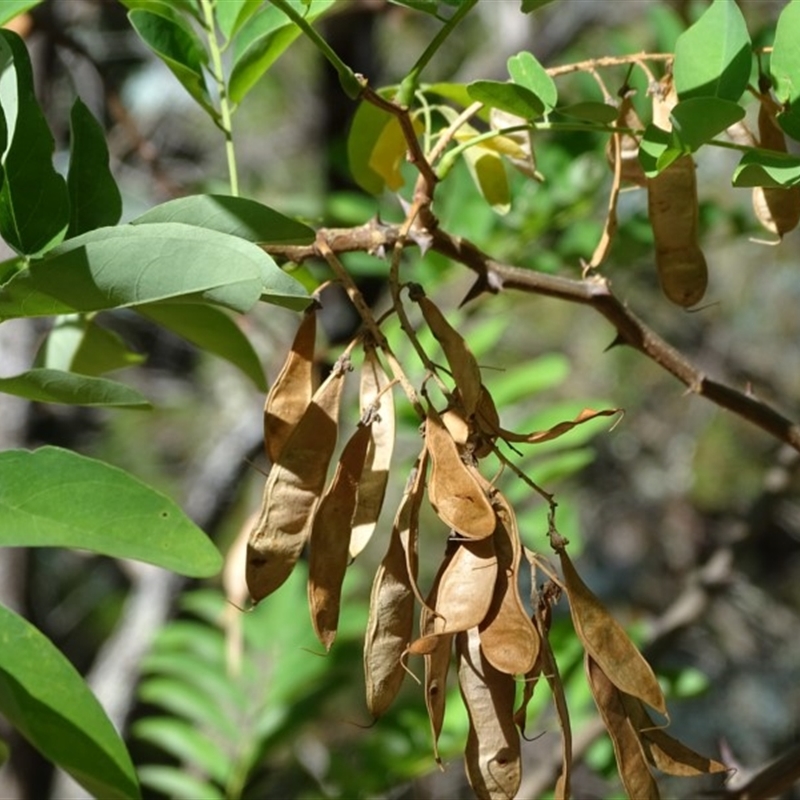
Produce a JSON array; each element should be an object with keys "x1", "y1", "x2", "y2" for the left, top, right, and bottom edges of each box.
[
  {"x1": 585, "y1": 654, "x2": 661, "y2": 800},
  {"x1": 478, "y1": 490, "x2": 540, "y2": 675},
  {"x1": 606, "y1": 91, "x2": 647, "y2": 187},
  {"x1": 412, "y1": 288, "x2": 483, "y2": 417},
  {"x1": 558, "y1": 544, "x2": 666, "y2": 714},
  {"x1": 350, "y1": 345, "x2": 396, "y2": 559},
  {"x1": 409, "y1": 536, "x2": 498, "y2": 654},
  {"x1": 457, "y1": 627, "x2": 521, "y2": 800},
  {"x1": 307, "y1": 421, "x2": 373, "y2": 651},
  {"x1": 263, "y1": 309, "x2": 317, "y2": 463},
  {"x1": 246, "y1": 357, "x2": 348, "y2": 603},
  {"x1": 364, "y1": 451, "x2": 428, "y2": 717},
  {"x1": 647, "y1": 75, "x2": 708, "y2": 307},
  {"x1": 752, "y1": 92, "x2": 800, "y2": 239},
  {"x1": 425, "y1": 406, "x2": 496, "y2": 539}
]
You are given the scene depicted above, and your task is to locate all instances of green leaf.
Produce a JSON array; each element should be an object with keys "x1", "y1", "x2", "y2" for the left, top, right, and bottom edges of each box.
[
  {"x1": 462, "y1": 145, "x2": 510, "y2": 214},
  {"x1": 0, "y1": 446, "x2": 222, "y2": 577},
  {"x1": 119, "y1": 0, "x2": 200, "y2": 23},
  {"x1": 132, "y1": 718, "x2": 231, "y2": 785},
  {"x1": 0, "y1": 368, "x2": 150, "y2": 407},
  {"x1": 670, "y1": 96, "x2": 745, "y2": 151},
  {"x1": 127, "y1": 7, "x2": 217, "y2": 121},
  {"x1": 0, "y1": 222, "x2": 309, "y2": 320},
  {"x1": 0, "y1": 603, "x2": 140, "y2": 800},
  {"x1": 215, "y1": 0, "x2": 262, "y2": 42},
  {"x1": 467, "y1": 80, "x2": 544, "y2": 119},
  {"x1": 520, "y1": 0, "x2": 557, "y2": 11},
  {"x1": 673, "y1": 0, "x2": 751, "y2": 102},
  {"x1": 0, "y1": 0, "x2": 44, "y2": 27},
  {"x1": 771, "y1": 0, "x2": 800, "y2": 141},
  {"x1": 732, "y1": 148, "x2": 800, "y2": 188},
  {"x1": 507, "y1": 51, "x2": 557, "y2": 112},
  {"x1": 0, "y1": 31, "x2": 69, "y2": 255},
  {"x1": 66, "y1": 98, "x2": 122, "y2": 237},
  {"x1": 135, "y1": 302, "x2": 267, "y2": 391},
  {"x1": 347, "y1": 101, "x2": 409, "y2": 195},
  {"x1": 132, "y1": 194, "x2": 315, "y2": 244},
  {"x1": 554, "y1": 102, "x2": 618, "y2": 124},
  {"x1": 138, "y1": 766, "x2": 224, "y2": 800},
  {"x1": 638, "y1": 123, "x2": 684, "y2": 177},
  {"x1": 386, "y1": 0, "x2": 441, "y2": 16},
  {"x1": 229, "y1": 0, "x2": 336, "y2": 106}
]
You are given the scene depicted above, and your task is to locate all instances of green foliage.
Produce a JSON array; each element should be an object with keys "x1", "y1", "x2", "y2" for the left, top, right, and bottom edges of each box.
[
  {"x1": 0, "y1": 603, "x2": 141, "y2": 799},
  {"x1": 0, "y1": 447, "x2": 222, "y2": 576},
  {"x1": 770, "y1": 0, "x2": 800, "y2": 139},
  {"x1": 0, "y1": 368, "x2": 150, "y2": 407}
]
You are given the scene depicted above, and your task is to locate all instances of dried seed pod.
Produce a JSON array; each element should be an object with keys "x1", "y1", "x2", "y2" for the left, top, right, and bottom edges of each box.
[
  {"x1": 308, "y1": 422, "x2": 373, "y2": 651},
  {"x1": 263, "y1": 309, "x2": 317, "y2": 463},
  {"x1": 412, "y1": 288, "x2": 482, "y2": 417},
  {"x1": 620, "y1": 693, "x2": 726, "y2": 777},
  {"x1": 585, "y1": 655, "x2": 661, "y2": 800},
  {"x1": 457, "y1": 627, "x2": 521, "y2": 800},
  {"x1": 606, "y1": 91, "x2": 647, "y2": 187},
  {"x1": 364, "y1": 451, "x2": 428, "y2": 717},
  {"x1": 558, "y1": 545, "x2": 666, "y2": 714},
  {"x1": 647, "y1": 75, "x2": 708, "y2": 307},
  {"x1": 246, "y1": 357, "x2": 348, "y2": 603},
  {"x1": 752, "y1": 92, "x2": 800, "y2": 238},
  {"x1": 425, "y1": 406, "x2": 495, "y2": 539},
  {"x1": 478, "y1": 490, "x2": 540, "y2": 675},
  {"x1": 350, "y1": 345, "x2": 396, "y2": 559},
  {"x1": 409, "y1": 536, "x2": 498, "y2": 654}
]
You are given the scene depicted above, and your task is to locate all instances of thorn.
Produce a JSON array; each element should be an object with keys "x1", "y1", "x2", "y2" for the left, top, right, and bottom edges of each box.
[{"x1": 604, "y1": 334, "x2": 626, "y2": 352}]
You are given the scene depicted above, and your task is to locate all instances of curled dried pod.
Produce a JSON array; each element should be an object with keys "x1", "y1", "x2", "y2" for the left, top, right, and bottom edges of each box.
[
  {"x1": 752, "y1": 91, "x2": 800, "y2": 239},
  {"x1": 263, "y1": 307, "x2": 317, "y2": 463},
  {"x1": 606, "y1": 90, "x2": 647, "y2": 187},
  {"x1": 646, "y1": 74, "x2": 708, "y2": 307},
  {"x1": 246, "y1": 355, "x2": 348, "y2": 603}
]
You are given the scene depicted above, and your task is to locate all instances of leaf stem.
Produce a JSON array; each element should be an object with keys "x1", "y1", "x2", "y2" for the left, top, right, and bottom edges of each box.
[
  {"x1": 199, "y1": 0, "x2": 239, "y2": 196},
  {"x1": 268, "y1": 0, "x2": 361, "y2": 98},
  {"x1": 396, "y1": 0, "x2": 479, "y2": 107}
]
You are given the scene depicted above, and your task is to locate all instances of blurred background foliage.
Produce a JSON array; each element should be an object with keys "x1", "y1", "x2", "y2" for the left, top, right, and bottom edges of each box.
[{"x1": 1, "y1": 0, "x2": 799, "y2": 798}]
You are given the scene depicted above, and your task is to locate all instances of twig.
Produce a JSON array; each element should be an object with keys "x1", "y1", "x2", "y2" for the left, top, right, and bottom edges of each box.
[{"x1": 263, "y1": 223, "x2": 800, "y2": 454}]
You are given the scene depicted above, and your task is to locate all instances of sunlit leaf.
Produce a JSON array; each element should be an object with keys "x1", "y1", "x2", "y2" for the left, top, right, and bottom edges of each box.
[
  {"x1": 138, "y1": 766, "x2": 224, "y2": 800},
  {"x1": 132, "y1": 194, "x2": 315, "y2": 244},
  {"x1": 66, "y1": 98, "x2": 122, "y2": 236},
  {"x1": 0, "y1": 31, "x2": 69, "y2": 255},
  {"x1": 467, "y1": 80, "x2": 544, "y2": 119},
  {"x1": 507, "y1": 51, "x2": 557, "y2": 112},
  {"x1": 0, "y1": 446, "x2": 222, "y2": 577},
  {"x1": 463, "y1": 144, "x2": 510, "y2": 213},
  {"x1": 670, "y1": 97, "x2": 744, "y2": 151},
  {"x1": 0, "y1": 603, "x2": 140, "y2": 800},
  {"x1": 229, "y1": 0, "x2": 336, "y2": 106},
  {"x1": 673, "y1": 0, "x2": 751, "y2": 102},
  {"x1": 0, "y1": 222, "x2": 309, "y2": 320},
  {"x1": 771, "y1": 0, "x2": 800, "y2": 141},
  {"x1": 0, "y1": 0, "x2": 45, "y2": 27},
  {"x1": 214, "y1": 0, "x2": 261, "y2": 42},
  {"x1": 128, "y1": 6, "x2": 217, "y2": 120},
  {"x1": 732, "y1": 149, "x2": 800, "y2": 188},
  {"x1": 0, "y1": 368, "x2": 149, "y2": 407}
]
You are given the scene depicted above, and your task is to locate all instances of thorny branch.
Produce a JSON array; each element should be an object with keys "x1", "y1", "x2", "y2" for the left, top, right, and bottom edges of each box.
[{"x1": 264, "y1": 222, "x2": 800, "y2": 455}]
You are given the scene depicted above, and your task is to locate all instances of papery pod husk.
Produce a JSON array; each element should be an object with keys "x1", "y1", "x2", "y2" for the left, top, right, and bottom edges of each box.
[
  {"x1": 413, "y1": 290, "x2": 482, "y2": 416},
  {"x1": 308, "y1": 421, "x2": 373, "y2": 650},
  {"x1": 364, "y1": 450, "x2": 428, "y2": 717},
  {"x1": 425, "y1": 405, "x2": 495, "y2": 539},
  {"x1": 585, "y1": 655, "x2": 660, "y2": 800},
  {"x1": 246, "y1": 356, "x2": 348, "y2": 603},
  {"x1": 409, "y1": 536, "x2": 498, "y2": 655},
  {"x1": 619, "y1": 693, "x2": 726, "y2": 777},
  {"x1": 478, "y1": 488, "x2": 540, "y2": 676},
  {"x1": 752, "y1": 92, "x2": 800, "y2": 238},
  {"x1": 350, "y1": 345, "x2": 395, "y2": 559},
  {"x1": 457, "y1": 627, "x2": 521, "y2": 800},
  {"x1": 558, "y1": 545, "x2": 666, "y2": 714},
  {"x1": 419, "y1": 541, "x2": 456, "y2": 760},
  {"x1": 606, "y1": 91, "x2": 646, "y2": 187},
  {"x1": 647, "y1": 73, "x2": 707, "y2": 308},
  {"x1": 264, "y1": 308, "x2": 317, "y2": 463}
]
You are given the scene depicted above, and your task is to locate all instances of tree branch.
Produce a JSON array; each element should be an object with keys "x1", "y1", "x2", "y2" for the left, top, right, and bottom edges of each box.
[{"x1": 264, "y1": 222, "x2": 800, "y2": 454}]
